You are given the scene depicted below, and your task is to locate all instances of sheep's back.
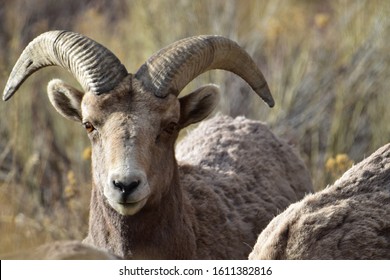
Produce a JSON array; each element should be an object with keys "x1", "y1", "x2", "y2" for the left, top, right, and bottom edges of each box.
[
  {"x1": 249, "y1": 143, "x2": 390, "y2": 260},
  {"x1": 176, "y1": 115, "x2": 313, "y2": 259}
]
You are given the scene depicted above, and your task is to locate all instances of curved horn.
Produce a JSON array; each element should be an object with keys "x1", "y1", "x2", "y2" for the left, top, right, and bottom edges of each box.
[
  {"x1": 135, "y1": 35, "x2": 274, "y2": 107},
  {"x1": 3, "y1": 30, "x2": 128, "y2": 101}
]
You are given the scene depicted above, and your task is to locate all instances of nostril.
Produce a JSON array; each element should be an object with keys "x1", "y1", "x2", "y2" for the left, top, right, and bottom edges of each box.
[
  {"x1": 113, "y1": 180, "x2": 124, "y2": 191},
  {"x1": 128, "y1": 180, "x2": 140, "y2": 190},
  {"x1": 113, "y1": 179, "x2": 140, "y2": 195}
]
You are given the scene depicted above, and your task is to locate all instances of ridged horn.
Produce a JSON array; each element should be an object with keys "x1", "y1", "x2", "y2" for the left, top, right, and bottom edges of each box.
[
  {"x1": 135, "y1": 35, "x2": 274, "y2": 107},
  {"x1": 3, "y1": 30, "x2": 128, "y2": 101}
]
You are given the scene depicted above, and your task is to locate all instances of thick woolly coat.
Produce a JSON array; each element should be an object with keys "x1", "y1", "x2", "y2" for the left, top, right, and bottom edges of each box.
[
  {"x1": 249, "y1": 143, "x2": 390, "y2": 260},
  {"x1": 85, "y1": 115, "x2": 314, "y2": 259}
]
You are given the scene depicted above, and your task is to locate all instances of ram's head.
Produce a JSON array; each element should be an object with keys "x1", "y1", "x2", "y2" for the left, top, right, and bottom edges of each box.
[{"x1": 3, "y1": 31, "x2": 274, "y2": 216}]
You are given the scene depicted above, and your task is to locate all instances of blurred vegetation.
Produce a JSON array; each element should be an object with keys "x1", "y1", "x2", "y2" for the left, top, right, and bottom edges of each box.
[{"x1": 0, "y1": 0, "x2": 389, "y2": 255}]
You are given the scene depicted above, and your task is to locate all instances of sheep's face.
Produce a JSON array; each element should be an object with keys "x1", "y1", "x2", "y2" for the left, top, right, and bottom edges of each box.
[{"x1": 47, "y1": 75, "x2": 219, "y2": 215}]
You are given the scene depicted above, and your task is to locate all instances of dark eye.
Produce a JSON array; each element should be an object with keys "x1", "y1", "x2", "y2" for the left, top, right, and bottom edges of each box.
[
  {"x1": 83, "y1": 122, "x2": 95, "y2": 133},
  {"x1": 164, "y1": 122, "x2": 178, "y2": 134}
]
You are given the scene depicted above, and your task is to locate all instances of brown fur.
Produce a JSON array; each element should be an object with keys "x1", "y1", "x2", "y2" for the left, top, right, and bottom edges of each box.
[
  {"x1": 175, "y1": 116, "x2": 313, "y2": 259},
  {"x1": 82, "y1": 110, "x2": 313, "y2": 259},
  {"x1": 249, "y1": 143, "x2": 390, "y2": 260},
  {"x1": 47, "y1": 74, "x2": 313, "y2": 260},
  {"x1": 45, "y1": 75, "x2": 312, "y2": 259}
]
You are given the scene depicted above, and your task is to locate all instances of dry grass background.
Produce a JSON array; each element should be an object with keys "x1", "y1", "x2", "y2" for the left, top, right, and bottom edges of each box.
[{"x1": 0, "y1": 0, "x2": 389, "y2": 255}]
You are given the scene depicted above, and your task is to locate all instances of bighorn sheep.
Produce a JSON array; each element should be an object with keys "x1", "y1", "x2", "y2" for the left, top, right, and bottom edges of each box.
[
  {"x1": 1, "y1": 241, "x2": 121, "y2": 260},
  {"x1": 249, "y1": 143, "x2": 390, "y2": 260},
  {"x1": 3, "y1": 31, "x2": 313, "y2": 259}
]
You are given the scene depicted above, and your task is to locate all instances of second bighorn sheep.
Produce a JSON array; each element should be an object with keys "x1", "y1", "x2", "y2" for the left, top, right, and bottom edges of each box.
[
  {"x1": 249, "y1": 143, "x2": 390, "y2": 260},
  {"x1": 3, "y1": 31, "x2": 313, "y2": 259}
]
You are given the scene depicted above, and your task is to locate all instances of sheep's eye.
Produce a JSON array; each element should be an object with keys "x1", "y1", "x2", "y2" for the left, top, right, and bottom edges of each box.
[
  {"x1": 164, "y1": 122, "x2": 178, "y2": 135},
  {"x1": 83, "y1": 122, "x2": 95, "y2": 133}
]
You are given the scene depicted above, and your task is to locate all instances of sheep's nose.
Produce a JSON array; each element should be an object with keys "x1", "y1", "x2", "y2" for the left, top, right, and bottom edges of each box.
[
  {"x1": 113, "y1": 179, "x2": 140, "y2": 195},
  {"x1": 109, "y1": 169, "x2": 147, "y2": 198}
]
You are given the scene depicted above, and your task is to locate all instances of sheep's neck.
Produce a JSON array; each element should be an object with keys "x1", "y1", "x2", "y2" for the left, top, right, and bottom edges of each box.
[{"x1": 85, "y1": 167, "x2": 196, "y2": 259}]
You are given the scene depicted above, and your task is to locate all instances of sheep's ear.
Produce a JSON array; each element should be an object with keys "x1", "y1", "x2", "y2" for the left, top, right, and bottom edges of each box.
[
  {"x1": 178, "y1": 85, "x2": 220, "y2": 128},
  {"x1": 47, "y1": 79, "x2": 84, "y2": 122}
]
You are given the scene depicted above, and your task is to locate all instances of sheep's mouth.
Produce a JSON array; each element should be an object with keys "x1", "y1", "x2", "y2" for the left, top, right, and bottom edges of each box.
[
  {"x1": 117, "y1": 195, "x2": 149, "y2": 206},
  {"x1": 118, "y1": 200, "x2": 142, "y2": 206},
  {"x1": 108, "y1": 196, "x2": 149, "y2": 216}
]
